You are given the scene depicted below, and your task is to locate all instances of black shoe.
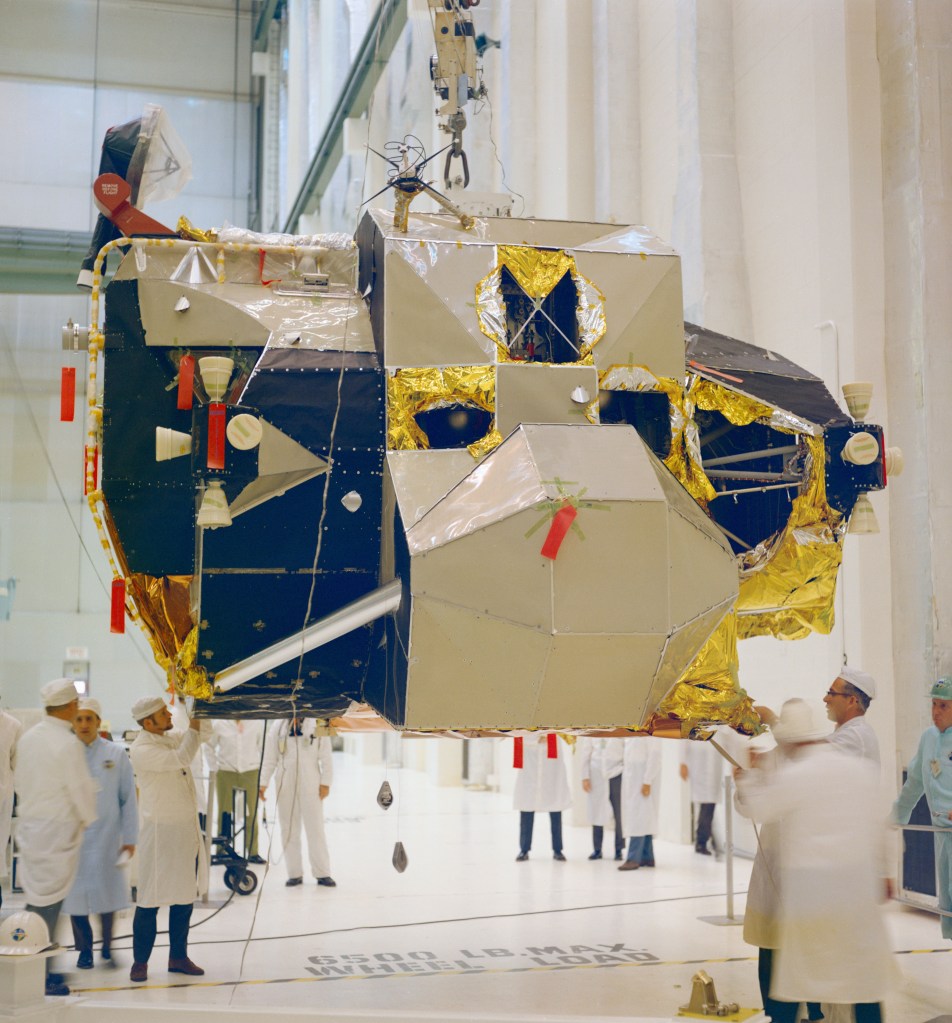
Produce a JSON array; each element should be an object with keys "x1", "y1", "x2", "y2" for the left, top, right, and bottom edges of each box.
[
  {"x1": 614, "y1": 850, "x2": 623, "y2": 861},
  {"x1": 553, "y1": 852, "x2": 566, "y2": 862},
  {"x1": 45, "y1": 979, "x2": 70, "y2": 996},
  {"x1": 47, "y1": 973, "x2": 66, "y2": 985},
  {"x1": 316, "y1": 876, "x2": 336, "y2": 887},
  {"x1": 588, "y1": 850, "x2": 603, "y2": 860},
  {"x1": 77, "y1": 950, "x2": 93, "y2": 969},
  {"x1": 248, "y1": 855, "x2": 266, "y2": 864},
  {"x1": 695, "y1": 845, "x2": 712, "y2": 856},
  {"x1": 285, "y1": 876, "x2": 303, "y2": 886},
  {"x1": 515, "y1": 851, "x2": 529, "y2": 862},
  {"x1": 101, "y1": 947, "x2": 112, "y2": 961}
]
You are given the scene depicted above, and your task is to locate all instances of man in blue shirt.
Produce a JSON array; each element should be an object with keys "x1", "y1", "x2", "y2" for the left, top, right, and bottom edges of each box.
[
  {"x1": 63, "y1": 698, "x2": 137, "y2": 968},
  {"x1": 893, "y1": 676, "x2": 952, "y2": 940}
]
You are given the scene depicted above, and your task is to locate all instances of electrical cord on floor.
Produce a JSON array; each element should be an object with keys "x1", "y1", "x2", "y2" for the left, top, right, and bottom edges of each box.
[{"x1": 101, "y1": 887, "x2": 750, "y2": 951}]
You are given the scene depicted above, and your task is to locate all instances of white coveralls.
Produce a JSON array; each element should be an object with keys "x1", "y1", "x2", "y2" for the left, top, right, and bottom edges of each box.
[
  {"x1": 0, "y1": 710, "x2": 23, "y2": 883},
  {"x1": 129, "y1": 727, "x2": 206, "y2": 907},
  {"x1": 826, "y1": 715, "x2": 881, "y2": 764},
  {"x1": 260, "y1": 720, "x2": 333, "y2": 880},
  {"x1": 620, "y1": 738, "x2": 662, "y2": 842},
  {"x1": 577, "y1": 737, "x2": 624, "y2": 826},
  {"x1": 735, "y1": 744, "x2": 894, "y2": 1006},
  {"x1": 13, "y1": 717, "x2": 97, "y2": 906}
]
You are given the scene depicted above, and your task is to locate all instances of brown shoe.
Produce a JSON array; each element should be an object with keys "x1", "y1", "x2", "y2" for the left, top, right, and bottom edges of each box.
[
  {"x1": 168, "y1": 957, "x2": 204, "y2": 976},
  {"x1": 618, "y1": 860, "x2": 640, "y2": 871},
  {"x1": 130, "y1": 962, "x2": 148, "y2": 983}
]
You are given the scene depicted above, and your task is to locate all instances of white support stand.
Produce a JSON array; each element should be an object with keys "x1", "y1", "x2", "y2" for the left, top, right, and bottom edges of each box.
[
  {"x1": 0, "y1": 949, "x2": 59, "y2": 1018},
  {"x1": 699, "y1": 775, "x2": 743, "y2": 927}
]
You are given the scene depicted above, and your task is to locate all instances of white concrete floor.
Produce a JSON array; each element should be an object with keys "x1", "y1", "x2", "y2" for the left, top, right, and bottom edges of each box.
[{"x1": 6, "y1": 749, "x2": 951, "y2": 1022}]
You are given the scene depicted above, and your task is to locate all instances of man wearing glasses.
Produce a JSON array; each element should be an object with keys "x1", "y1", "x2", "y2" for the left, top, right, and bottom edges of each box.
[{"x1": 823, "y1": 667, "x2": 880, "y2": 765}]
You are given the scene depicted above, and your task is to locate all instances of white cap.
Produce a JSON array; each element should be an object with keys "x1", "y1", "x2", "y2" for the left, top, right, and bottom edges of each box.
[
  {"x1": 78, "y1": 697, "x2": 103, "y2": 719},
  {"x1": 41, "y1": 678, "x2": 79, "y2": 708},
  {"x1": 772, "y1": 699, "x2": 830, "y2": 744},
  {"x1": 837, "y1": 666, "x2": 876, "y2": 700},
  {"x1": 131, "y1": 695, "x2": 167, "y2": 723}
]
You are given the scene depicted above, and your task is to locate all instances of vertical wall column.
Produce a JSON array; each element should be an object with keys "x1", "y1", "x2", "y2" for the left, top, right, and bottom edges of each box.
[
  {"x1": 592, "y1": 0, "x2": 641, "y2": 224},
  {"x1": 879, "y1": 0, "x2": 952, "y2": 757},
  {"x1": 284, "y1": 0, "x2": 313, "y2": 218},
  {"x1": 670, "y1": 0, "x2": 752, "y2": 338}
]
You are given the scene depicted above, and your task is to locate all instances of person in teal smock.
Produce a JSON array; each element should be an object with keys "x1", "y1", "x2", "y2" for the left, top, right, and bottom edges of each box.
[
  {"x1": 62, "y1": 698, "x2": 137, "y2": 968},
  {"x1": 893, "y1": 676, "x2": 952, "y2": 940}
]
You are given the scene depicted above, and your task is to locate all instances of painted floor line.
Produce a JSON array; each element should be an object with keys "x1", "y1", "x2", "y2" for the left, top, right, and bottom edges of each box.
[{"x1": 70, "y1": 946, "x2": 952, "y2": 996}]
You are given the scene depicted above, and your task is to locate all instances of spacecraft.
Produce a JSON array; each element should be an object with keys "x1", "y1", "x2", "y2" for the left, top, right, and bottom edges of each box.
[{"x1": 61, "y1": 9, "x2": 897, "y2": 737}]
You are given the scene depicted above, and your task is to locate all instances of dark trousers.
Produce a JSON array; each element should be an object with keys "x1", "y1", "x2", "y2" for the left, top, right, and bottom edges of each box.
[
  {"x1": 625, "y1": 834, "x2": 654, "y2": 864},
  {"x1": 695, "y1": 802, "x2": 715, "y2": 849},
  {"x1": 26, "y1": 900, "x2": 62, "y2": 977},
  {"x1": 133, "y1": 904, "x2": 193, "y2": 963},
  {"x1": 592, "y1": 775, "x2": 624, "y2": 855},
  {"x1": 71, "y1": 912, "x2": 114, "y2": 954},
  {"x1": 758, "y1": 948, "x2": 879, "y2": 1023},
  {"x1": 519, "y1": 811, "x2": 563, "y2": 855}
]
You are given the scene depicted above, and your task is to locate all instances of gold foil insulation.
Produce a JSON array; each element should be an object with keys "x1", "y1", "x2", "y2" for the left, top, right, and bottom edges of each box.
[
  {"x1": 174, "y1": 626, "x2": 214, "y2": 701},
  {"x1": 176, "y1": 216, "x2": 217, "y2": 243},
  {"x1": 657, "y1": 612, "x2": 761, "y2": 735},
  {"x1": 475, "y1": 246, "x2": 607, "y2": 361},
  {"x1": 386, "y1": 365, "x2": 498, "y2": 457},
  {"x1": 127, "y1": 574, "x2": 194, "y2": 670},
  {"x1": 735, "y1": 434, "x2": 844, "y2": 640}
]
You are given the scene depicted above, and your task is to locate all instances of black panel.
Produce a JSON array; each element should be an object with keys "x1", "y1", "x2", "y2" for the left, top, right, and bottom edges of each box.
[
  {"x1": 240, "y1": 348, "x2": 384, "y2": 454},
  {"x1": 598, "y1": 390, "x2": 670, "y2": 459},
  {"x1": 415, "y1": 405, "x2": 493, "y2": 449},
  {"x1": 105, "y1": 479, "x2": 195, "y2": 575},
  {"x1": 698, "y1": 411, "x2": 800, "y2": 556},
  {"x1": 824, "y1": 423, "x2": 887, "y2": 516},
  {"x1": 686, "y1": 322, "x2": 850, "y2": 429}
]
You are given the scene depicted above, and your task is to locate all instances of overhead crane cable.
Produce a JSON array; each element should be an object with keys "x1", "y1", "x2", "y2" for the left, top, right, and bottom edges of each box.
[{"x1": 0, "y1": 327, "x2": 161, "y2": 682}]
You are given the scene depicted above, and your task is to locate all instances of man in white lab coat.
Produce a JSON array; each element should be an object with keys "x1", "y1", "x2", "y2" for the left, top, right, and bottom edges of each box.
[
  {"x1": 679, "y1": 739, "x2": 727, "y2": 855},
  {"x1": 14, "y1": 678, "x2": 97, "y2": 996},
  {"x1": 63, "y1": 698, "x2": 137, "y2": 969},
  {"x1": 578, "y1": 737, "x2": 625, "y2": 860},
  {"x1": 513, "y1": 734, "x2": 572, "y2": 861},
  {"x1": 735, "y1": 699, "x2": 894, "y2": 1023},
  {"x1": 128, "y1": 696, "x2": 206, "y2": 983},
  {"x1": 259, "y1": 718, "x2": 335, "y2": 887},
  {"x1": 206, "y1": 719, "x2": 264, "y2": 862},
  {"x1": 0, "y1": 694, "x2": 23, "y2": 911},
  {"x1": 619, "y1": 738, "x2": 662, "y2": 870},
  {"x1": 823, "y1": 666, "x2": 880, "y2": 764}
]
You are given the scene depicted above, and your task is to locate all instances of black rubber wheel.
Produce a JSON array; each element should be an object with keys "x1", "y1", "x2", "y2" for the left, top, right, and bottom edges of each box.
[
  {"x1": 223, "y1": 867, "x2": 237, "y2": 891},
  {"x1": 233, "y1": 868, "x2": 258, "y2": 895}
]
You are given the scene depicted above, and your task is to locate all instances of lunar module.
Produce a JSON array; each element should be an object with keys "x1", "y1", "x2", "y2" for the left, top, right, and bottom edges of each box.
[{"x1": 62, "y1": 9, "x2": 897, "y2": 738}]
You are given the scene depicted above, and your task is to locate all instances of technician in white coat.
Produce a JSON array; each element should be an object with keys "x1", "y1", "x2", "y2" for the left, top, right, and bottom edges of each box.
[
  {"x1": 128, "y1": 696, "x2": 206, "y2": 983},
  {"x1": 14, "y1": 678, "x2": 97, "y2": 996},
  {"x1": 0, "y1": 695, "x2": 23, "y2": 911},
  {"x1": 735, "y1": 699, "x2": 894, "y2": 1023},
  {"x1": 619, "y1": 737, "x2": 662, "y2": 870},
  {"x1": 578, "y1": 737, "x2": 625, "y2": 860},
  {"x1": 513, "y1": 734, "x2": 572, "y2": 861},
  {"x1": 679, "y1": 739, "x2": 727, "y2": 855},
  {"x1": 259, "y1": 718, "x2": 335, "y2": 887}
]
